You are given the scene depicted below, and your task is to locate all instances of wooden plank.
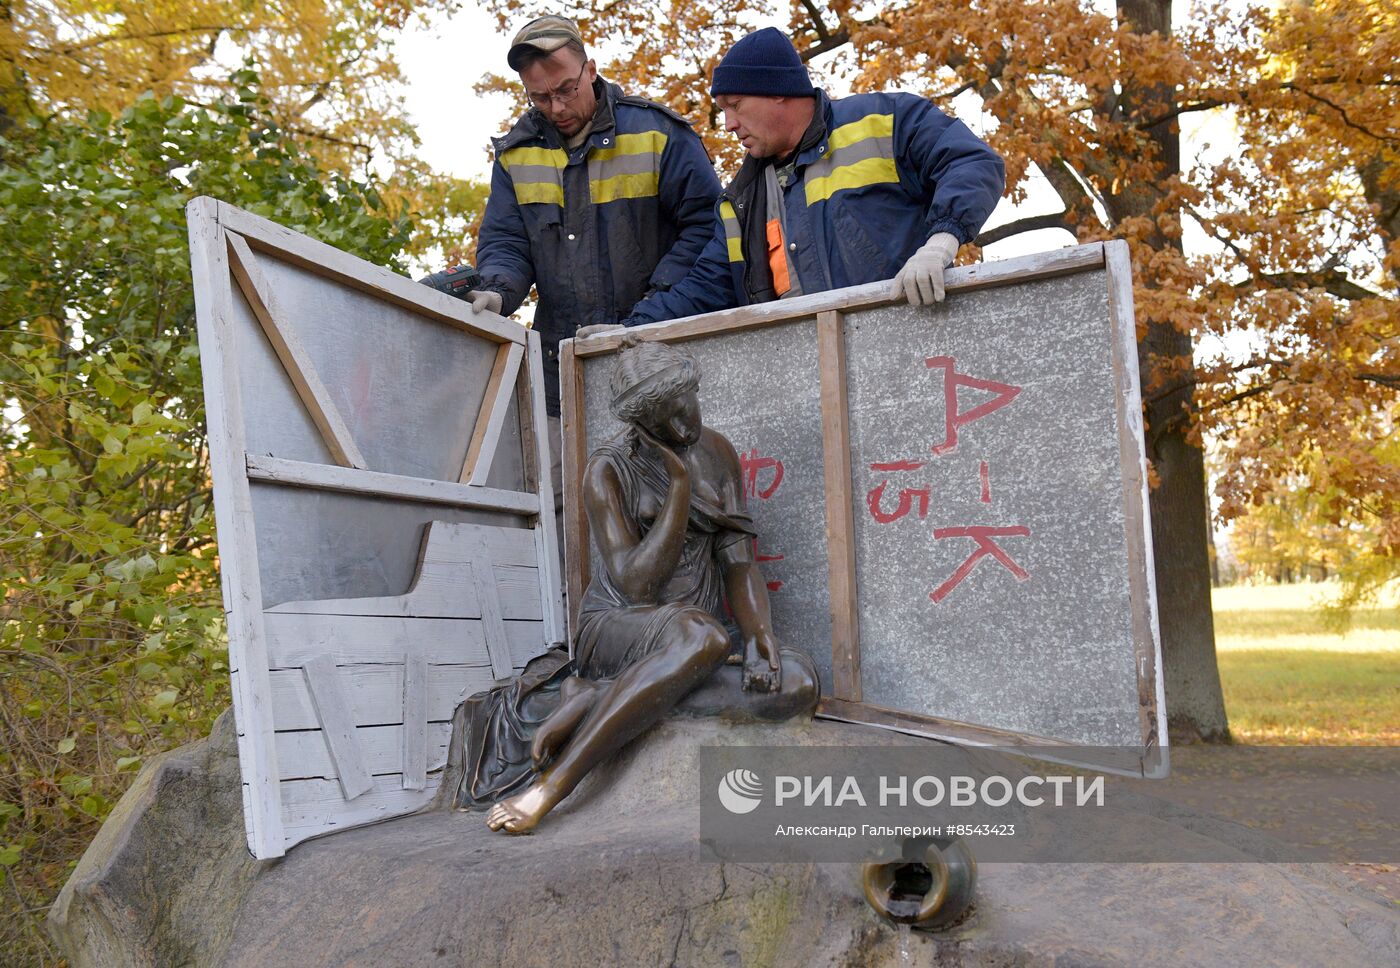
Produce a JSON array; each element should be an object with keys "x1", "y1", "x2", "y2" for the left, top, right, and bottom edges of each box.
[
  {"x1": 526, "y1": 330, "x2": 566, "y2": 647},
  {"x1": 470, "y1": 555, "x2": 516, "y2": 681},
  {"x1": 280, "y1": 774, "x2": 447, "y2": 846},
  {"x1": 301, "y1": 655, "x2": 374, "y2": 800},
  {"x1": 817, "y1": 697, "x2": 1152, "y2": 777},
  {"x1": 225, "y1": 231, "x2": 368, "y2": 470},
  {"x1": 572, "y1": 243, "x2": 1108, "y2": 358},
  {"x1": 268, "y1": 662, "x2": 493, "y2": 731},
  {"x1": 516, "y1": 362, "x2": 540, "y2": 494},
  {"x1": 212, "y1": 199, "x2": 527, "y2": 347},
  {"x1": 1104, "y1": 239, "x2": 1167, "y2": 765},
  {"x1": 461, "y1": 341, "x2": 524, "y2": 485},
  {"x1": 817, "y1": 310, "x2": 861, "y2": 702},
  {"x1": 264, "y1": 562, "x2": 540, "y2": 620},
  {"x1": 275, "y1": 722, "x2": 451, "y2": 782},
  {"x1": 400, "y1": 655, "x2": 428, "y2": 790},
  {"x1": 818, "y1": 700, "x2": 1149, "y2": 775},
  {"x1": 265, "y1": 612, "x2": 544, "y2": 669},
  {"x1": 186, "y1": 196, "x2": 286, "y2": 859},
  {"x1": 245, "y1": 453, "x2": 540, "y2": 515},
  {"x1": 559, "y1": 338, "x2": 588, "y2": 650}
]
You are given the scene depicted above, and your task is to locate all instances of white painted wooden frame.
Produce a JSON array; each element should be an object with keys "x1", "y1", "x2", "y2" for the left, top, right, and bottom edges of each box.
[{"x1": 188, "y1": 197, "x2": 564, "y2": 858}]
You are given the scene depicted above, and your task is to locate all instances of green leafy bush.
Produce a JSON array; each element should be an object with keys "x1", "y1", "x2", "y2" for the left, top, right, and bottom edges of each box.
[{"x1": 0, "y1": 72, "x2": 412, "y2": 964}]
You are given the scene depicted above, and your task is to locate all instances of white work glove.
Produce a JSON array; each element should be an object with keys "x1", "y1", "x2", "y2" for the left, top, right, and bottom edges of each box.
[
  {"x1": 890, "y1": 232, "x2": 960, "y2": 306},
  {"x1": 466, "y1": 289, "x2": 503, "y2": 315},
  {"x1": 574, "y1": 324, "x2": 625, "y2": 339}
]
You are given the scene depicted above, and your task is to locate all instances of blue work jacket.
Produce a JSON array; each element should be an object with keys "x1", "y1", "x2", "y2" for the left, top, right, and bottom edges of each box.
[
  {"x1": 627, "y1": 90, "x2": 1005, "y2": 323},
  {"x1": 476, "y1": 79, "x2": 721, "y2": 413}
]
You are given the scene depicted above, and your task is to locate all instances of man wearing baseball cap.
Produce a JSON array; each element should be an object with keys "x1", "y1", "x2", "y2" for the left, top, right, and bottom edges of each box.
[
  {"x1": 444, "y1": 15, "x2": 720, "y2": 527},
  {"x1": 624, "y1": 26, "x2": 1005, "y2": 322},
  {"x1": 453, "y1": 16, "x2": 719, "y2": 413}
]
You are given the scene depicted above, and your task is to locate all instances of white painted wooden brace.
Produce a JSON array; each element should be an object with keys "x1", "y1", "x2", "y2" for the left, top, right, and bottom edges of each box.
[{"x1": 301, "y1": 655, "x2": 375, "y2": 800}]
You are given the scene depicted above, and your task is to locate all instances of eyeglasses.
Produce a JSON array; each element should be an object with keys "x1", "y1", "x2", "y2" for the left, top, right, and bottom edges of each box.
[{"x1": 526, "y1": 62, "x2": 588, "y2": 110}]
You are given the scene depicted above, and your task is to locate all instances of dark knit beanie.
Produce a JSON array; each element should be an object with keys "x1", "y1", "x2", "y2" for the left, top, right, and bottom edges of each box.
[{"x1": 710, "y1": 27, "x2": 815, "y2": 98}]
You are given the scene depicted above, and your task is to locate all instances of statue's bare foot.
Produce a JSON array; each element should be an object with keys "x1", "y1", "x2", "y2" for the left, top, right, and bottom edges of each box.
[
  {"x1": 486, "y1": 782, "x2": 558, "y2": 834},
  {"x1": 532, "y1": 679, "x2": 600, "y2": 767}
]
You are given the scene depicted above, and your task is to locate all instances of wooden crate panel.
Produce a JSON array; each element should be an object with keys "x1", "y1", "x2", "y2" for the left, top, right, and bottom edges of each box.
[
  {"x1": 279, "y1": 774, "x2": 447, "y2": 845},
  {"x1": 267, "y1": 663, "x2": 494, "y2": 731},
  {"x1": 275, "y1": 722, "x2": 453, "y2": 781},
  {"x1": 190, "y1": 198, "x2": 563, "y2": 857},
  {"x1": 263, "y1": 613, "x2": 544, "y2": 667}
]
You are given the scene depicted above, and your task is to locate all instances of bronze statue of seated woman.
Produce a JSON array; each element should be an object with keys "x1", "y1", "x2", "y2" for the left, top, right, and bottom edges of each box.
[{"x1": 443, "y1": 337, "x2": 818, "y2": 833}]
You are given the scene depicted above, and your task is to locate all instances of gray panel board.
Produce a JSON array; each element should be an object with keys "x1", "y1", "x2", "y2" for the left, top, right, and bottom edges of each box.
[
  {"x1": 227, "y1": 271, "x2": 335, "y2": 467},
  {"x1": 844, "y1": 273, "x2": 1140, "y2": 746},
  {"x1": 574, "y1": 264, "x2": 1148, "y2": 749},
  {"x1": 580, "y1": 320, "x2": 835, "y2": 689},
  {"x1": 251, "y1": 484, "x2": 528, "y2": 609},
  {"x1": 236, "y1": 251, "x2": 519, "y2": 483}
]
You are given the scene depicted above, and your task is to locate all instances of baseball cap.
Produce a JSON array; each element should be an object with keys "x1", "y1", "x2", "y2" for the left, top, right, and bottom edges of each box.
[{"x1": 507, "y1": 16, "x2": 586, "y2": 71}]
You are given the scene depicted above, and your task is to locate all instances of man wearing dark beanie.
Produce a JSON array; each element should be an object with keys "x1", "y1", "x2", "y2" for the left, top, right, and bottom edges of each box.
[{"x1": 623, "y1": 26, "x2": 1005, "y2": 322}]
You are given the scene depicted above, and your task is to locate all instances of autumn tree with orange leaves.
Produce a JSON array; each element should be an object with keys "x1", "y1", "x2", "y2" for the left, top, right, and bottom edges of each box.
[
  {"x1": 475, "y1": 0, "x2": 1397, "y2": 742},
  {"x1": 0, "y1": 0, "x2": 486, "y2": 256}
]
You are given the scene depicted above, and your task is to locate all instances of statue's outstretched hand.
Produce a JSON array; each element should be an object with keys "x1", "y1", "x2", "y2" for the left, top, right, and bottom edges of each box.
[{"x1": 741, "y1": 631, "x2": 782, "y2": 694}]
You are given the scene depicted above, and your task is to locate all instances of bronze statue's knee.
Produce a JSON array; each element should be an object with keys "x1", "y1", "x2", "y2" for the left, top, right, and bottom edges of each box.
[{"x1": 668, "y1": 612, "x2": 730, "y2": 670}]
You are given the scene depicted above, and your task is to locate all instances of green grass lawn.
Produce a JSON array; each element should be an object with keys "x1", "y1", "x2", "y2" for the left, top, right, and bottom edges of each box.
[{"x1": 1212, "y1": 582, "x2": 1400, "y2": 744}]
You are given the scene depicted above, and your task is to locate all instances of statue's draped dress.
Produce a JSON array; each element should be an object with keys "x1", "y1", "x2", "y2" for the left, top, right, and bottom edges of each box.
[{"x1": 442, "y1": 429, "x2": 754, "y2": 810}]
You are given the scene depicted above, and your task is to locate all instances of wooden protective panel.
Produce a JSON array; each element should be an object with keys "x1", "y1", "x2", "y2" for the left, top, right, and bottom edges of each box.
[
  {"x1": 563, "y1": 242, "x2": 1166, "y2": 777},
  {"x1": 1105, "y1": 241, "x2": 1168, "y2": 775},
  {"x1": 188, "y1": 198, "x2": 563, "y2": 858},
  {"x1": 267, "y1": 664, "x2": 492, "y2": 731}
]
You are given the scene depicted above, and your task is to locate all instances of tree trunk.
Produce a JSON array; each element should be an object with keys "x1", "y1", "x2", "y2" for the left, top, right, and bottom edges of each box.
[
  {"x1": 1115, "y1": 0, "x2": 1230, "y2": 742},
  {"x1": 1206, "y1": 486, "x2": 1220, "y2": 587}
]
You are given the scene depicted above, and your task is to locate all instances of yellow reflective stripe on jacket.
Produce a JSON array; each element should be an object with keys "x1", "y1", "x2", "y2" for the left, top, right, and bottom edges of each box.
[
  {"x1": 500, "y1": 145, "x2": 566, "y2": 207},
  {"x1": 589, "y1": 130, "x2": 668, "y2": 203},
  {"x1": 512, "y1": 181, "x2": 565, "y2": 206},
  {"x1": 720, "y1": 201, "x2": 742, "y2": 262},
  {"x1": 805, "y1": 156, "x2": 900, "y2": 205},
  {"x1": 590, "y1": 171, "x2": 661, "y2": 203},
  {"x1": 589, "y1": 130, "x2": 668, "y2": 164},
  {"x1": 804, "y1": 112, "x2": 899, "y2": 205},
  {"x1": 502, "y1": 146, "x2": 568, "y2": 169},
  {"x1": 828, "y1": 112, "x2": 894, "y2": 150}
]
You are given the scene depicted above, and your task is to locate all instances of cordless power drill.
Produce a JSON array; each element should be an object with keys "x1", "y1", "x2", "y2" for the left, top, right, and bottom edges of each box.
[{"x1": 417, "y1": 263, "x2": 484, "y2": 300}]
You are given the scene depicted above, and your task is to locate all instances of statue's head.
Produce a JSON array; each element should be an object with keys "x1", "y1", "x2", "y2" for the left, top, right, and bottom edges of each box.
[{"x1": 610, "y1": 338, "x2": 703, "y2": 447}]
